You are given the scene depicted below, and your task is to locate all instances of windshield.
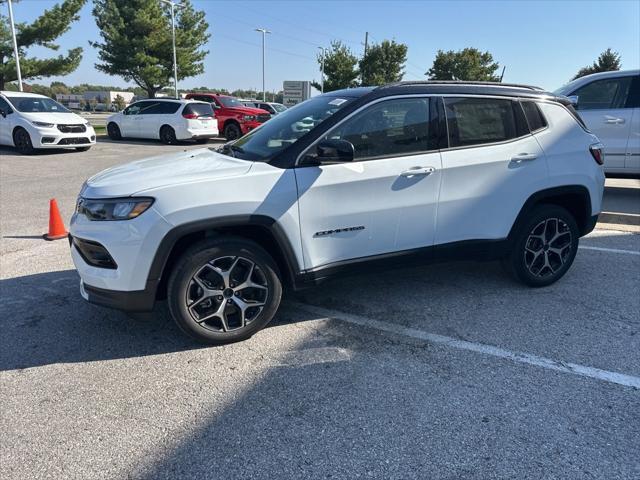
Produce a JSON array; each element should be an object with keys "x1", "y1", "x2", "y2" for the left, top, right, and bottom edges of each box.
[
  {"x1": 219, "y1": 95, "x2": 355, "y2": 161},
  {"x1": 8, "y1": 96, "x2": 70, "y2": 113},
  {"x1": 219, "y1": 96, "x2": 245, "y2": 108},
  {"x1": 272, "y1": 103, "x2": 287, "y2": 112}
]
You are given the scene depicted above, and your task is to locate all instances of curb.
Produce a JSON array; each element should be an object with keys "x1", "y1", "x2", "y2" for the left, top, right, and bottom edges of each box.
[{"x1": 598, "y1": 211, "x2": 640, "y2": 227}]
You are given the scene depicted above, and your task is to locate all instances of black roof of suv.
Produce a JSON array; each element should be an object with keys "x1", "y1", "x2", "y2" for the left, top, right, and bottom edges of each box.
[{"x1": 328, "y1": 81, "x2": 570, "y2": 105}]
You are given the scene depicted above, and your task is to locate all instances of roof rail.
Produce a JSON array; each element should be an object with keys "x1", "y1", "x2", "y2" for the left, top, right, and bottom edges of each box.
[{"x1": 379, "y1": 80, "x2": 545, "y2": 91}]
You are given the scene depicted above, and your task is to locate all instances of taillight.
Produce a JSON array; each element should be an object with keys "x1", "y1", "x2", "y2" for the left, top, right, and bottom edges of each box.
[
  {"x1": 182, "y1": 113, "x2": 198, "y2": 119},
  {"x1": 589, "y1": 143, "x2": 605, "y2": 165}
]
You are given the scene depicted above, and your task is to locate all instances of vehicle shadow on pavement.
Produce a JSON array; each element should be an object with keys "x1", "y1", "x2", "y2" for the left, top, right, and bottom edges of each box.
[{"x1": 0, "y1": 270, "x2": 202, "y2": 371}]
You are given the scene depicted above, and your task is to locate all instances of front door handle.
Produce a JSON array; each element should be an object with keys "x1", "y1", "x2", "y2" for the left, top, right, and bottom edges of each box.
[
  {"x1": 400, "y1": 166, "x2": 436, "y2": 177},
  {"x1": 511, "y1": 153, "x2": 538, "y2": 162},
  {"x1": 604, "y1": 117, "x2": 625, "y2": 124}
]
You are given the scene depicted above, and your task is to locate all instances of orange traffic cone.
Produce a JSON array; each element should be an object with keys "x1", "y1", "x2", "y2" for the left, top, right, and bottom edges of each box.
[{"x1": 43, "y1": 198, "x2": 68, "y2": 241}]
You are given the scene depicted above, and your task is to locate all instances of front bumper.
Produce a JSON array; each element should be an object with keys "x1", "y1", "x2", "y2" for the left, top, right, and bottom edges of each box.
[
  {"x1": 69, "y1": 207, "x2": 173, "y2": 309},
  {"x1": 240, "y1": 120, "x2": 264, "y2": 134},
  {"x1": 33, "y1": 126, "x2": 97, "y2": 148},
  {"x1": 80, "y1": 279, "x2": 157, "y2": 312}
]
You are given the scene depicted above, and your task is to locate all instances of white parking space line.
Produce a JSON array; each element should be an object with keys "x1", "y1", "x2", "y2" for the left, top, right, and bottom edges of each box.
[
  {"x1": 579, "y1": 246, "x2": 640, "y2": 256},
  {"x1": 293, "y1": 303, "x2": 640, "y2": 389}
]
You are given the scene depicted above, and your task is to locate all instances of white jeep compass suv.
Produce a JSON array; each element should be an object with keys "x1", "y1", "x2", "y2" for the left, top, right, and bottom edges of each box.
[{"x1": 70, "y1": 82, "x2": 605, "y2": 345}]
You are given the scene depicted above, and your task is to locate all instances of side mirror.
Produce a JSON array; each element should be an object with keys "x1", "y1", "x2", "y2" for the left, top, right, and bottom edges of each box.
[
  {"x1": 315, "y1": 139, "x2": 355, "y2": 163},
  {"x1": 567, "y1": 95, "x2": 579, "y2": 107}
]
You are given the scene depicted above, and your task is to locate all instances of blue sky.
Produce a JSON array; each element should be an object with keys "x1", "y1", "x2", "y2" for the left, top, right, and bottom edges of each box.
[{"x1": 11, "y1": 0, "x2": 640, "y2": 92}]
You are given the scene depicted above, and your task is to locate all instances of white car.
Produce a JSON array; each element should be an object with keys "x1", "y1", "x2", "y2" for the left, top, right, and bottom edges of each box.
[
  {"x1": 555, "y1": 69, "x2": 639, "y2": 175},
  {"x1": 0, "y1": 91, "x2": 96, "y2": 154},
  {"x1": 70, "y1": 82, "x2": 605, "y2": 345},
  {"x1": 244, "y1": 101, "x2": 287, "y2": 115},
  {"x1": 106, "y1": 98, "x2": 218, "y2": 144}
]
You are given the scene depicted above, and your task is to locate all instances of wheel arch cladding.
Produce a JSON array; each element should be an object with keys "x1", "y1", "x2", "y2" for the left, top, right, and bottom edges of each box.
[
  {"x1": 509, "y1": 185, "x2": 592, "y2": 239},
  {"x1": 152, "y1": 216, "x2": 299, "y2": 300}
]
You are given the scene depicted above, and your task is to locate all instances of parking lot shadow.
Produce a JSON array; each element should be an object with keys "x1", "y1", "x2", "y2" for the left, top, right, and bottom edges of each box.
[{"x1": 0, "y1": 270, "x2": 203, "y2": 371}]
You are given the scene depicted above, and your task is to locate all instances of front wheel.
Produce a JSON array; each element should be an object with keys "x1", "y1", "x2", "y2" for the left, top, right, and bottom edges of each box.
[
  {"x1": 167, "y1": 237, "x2": 283, "y2": 345},
  {"x1": 107, "y1": 122, "x2": 122, "y2": 140},
  {"x1": 504, "y1": 204, "x2": 579, "y2": 287},
  {"x1": 223, "y1": 122, "x2": 242, "y2": 141},
  {"x1": 13, "y1": 128, "x2": 35, "y2": 154}
]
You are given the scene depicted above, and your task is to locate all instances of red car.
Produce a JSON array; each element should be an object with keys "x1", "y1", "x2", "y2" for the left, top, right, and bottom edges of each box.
[{"x1": 184, "y1": 93, "x2": 271, "y2": 140}]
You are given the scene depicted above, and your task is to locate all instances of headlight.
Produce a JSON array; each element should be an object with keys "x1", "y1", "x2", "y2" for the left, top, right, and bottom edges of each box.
[
  {"x1": 32, "y1": 121, "x2": 55, "y2": 128},
  {"x1": 77, "y1": 197, "x2": 154, "y2": 221},
  {"x1": 243, "y1": 115, "x2": 256, "y2": 121}
]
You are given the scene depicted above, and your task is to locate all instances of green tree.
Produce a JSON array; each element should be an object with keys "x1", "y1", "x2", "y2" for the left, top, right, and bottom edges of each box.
[
  {"x1": 360, "y1": 40, "x2": 408, "y2": 86},
  {"x1": 427, "y1": 48, "x2": 500, "y2": 82},
  {"x1": 113, "y1": 94, "x2": 126, "y2": 110},
  {"x1": 92, "y1": 0, "x2": 210, "y2": 98},
  {"x1": 572, "y1": 48, "x2": 621, "y2": 80},
  {"x1": 313, "y1": 41, "x2": 359, "y2": 92},
  {"x1": 0, "y1": 0, "x2": 85, "y2": 89}
]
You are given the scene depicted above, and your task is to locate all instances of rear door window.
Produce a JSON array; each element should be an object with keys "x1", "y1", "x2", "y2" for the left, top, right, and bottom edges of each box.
[
  {"x1": 625, "y1": 76, "x2": 640, "y2": 108},
  {"x1": 444, "y1": 97, "x2": 524, "y2": 148},
  {"x1": 572, "y1": 77, "x2": 633, "y2": 110},
  {"x1": 156, "y1": 102, "x2": 181, "y2": 114}
]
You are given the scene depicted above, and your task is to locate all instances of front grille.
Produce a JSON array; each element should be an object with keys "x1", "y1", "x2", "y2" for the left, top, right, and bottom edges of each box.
[
  {"x1": 256, "y1": 114, "x2": 271, "y2": 123},
  {"x1": 58, "y1": 137, "x2": 90, "y2": 145},
  {"x1": 57, "y1": 124, "x2": 87, "y2": 133}
]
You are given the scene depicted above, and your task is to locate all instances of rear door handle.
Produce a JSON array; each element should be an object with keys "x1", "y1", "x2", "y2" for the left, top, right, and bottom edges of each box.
[
  {"x1": 511, "y1": 153, "x2": 538, "y2": 162},
  {"x1": 400, "y1": 166, "x2": 435, "y2": 177},
  {"x1": 604, "y1": 117, "x2": 625, "y2": 124}
]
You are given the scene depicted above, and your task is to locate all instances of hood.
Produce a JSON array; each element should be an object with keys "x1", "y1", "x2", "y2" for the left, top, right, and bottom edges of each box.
[
  {"x1": 84, "y1": 148, "x2": 253, "y2": 197},
  {"x1": 21, "y1": 111, "x2": 88, "y2": 125},
  {"x1": 224, "y1": 106, "x2": 269, "y2": 116}
]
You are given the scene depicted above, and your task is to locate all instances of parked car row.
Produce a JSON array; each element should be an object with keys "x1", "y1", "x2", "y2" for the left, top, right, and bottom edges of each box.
[{"x1": 1, "y1": 71, "x2": 638, "y2": 176}]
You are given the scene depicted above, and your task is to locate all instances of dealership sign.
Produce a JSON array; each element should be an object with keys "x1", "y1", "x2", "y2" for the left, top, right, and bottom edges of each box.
[{"x1": 283, "y1": 80, "x2": 312, "y2": 106}]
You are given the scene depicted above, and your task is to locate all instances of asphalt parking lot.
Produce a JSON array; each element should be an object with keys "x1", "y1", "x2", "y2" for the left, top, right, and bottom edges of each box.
[{"x1": 1, "y1": 140, "x2": 639, "y2": 479}]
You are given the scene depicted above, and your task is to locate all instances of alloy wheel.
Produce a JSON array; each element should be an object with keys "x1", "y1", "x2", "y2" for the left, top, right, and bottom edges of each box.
[
  {"x1": 185, "y1": 256, "x2": 269, "y2": 332},
  {"x1": 523, "y1": 218, "x2": 573, "y2": 278}
]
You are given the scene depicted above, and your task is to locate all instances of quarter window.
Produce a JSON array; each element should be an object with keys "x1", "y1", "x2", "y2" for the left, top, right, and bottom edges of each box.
[
  {"x1": 521, "y1": 101, "x2": 548, "y2": 132},
  {"x1": 571, "y1": 77, "x2": 632, "y2": 110},
  {"x1": 325, "y1": 98, "x2": 431, "y2": 160},
  {"x1": 444, "y1": 97, "x2": 521, "y2": 148}
]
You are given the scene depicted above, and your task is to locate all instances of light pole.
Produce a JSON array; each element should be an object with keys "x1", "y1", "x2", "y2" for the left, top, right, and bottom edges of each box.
[
  {"x1": 160, "y1": 0, "x2": 183, "y2": 98},
  {"x1": 255, "y1": 28, "x2": 271, "y2": 101},
  {"x1": 318, "y1": 47, "x2": 325, "y2": 93},
  {"x1": 7, "y1": 0, "x2": 23, "y2": 91}
]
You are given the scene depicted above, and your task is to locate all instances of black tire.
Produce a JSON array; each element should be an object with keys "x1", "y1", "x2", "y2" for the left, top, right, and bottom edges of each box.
[
  {"x1": 160, "y1": 125, "x2": 177, "y2": 145},
  {"x1": 504, "y1": 204, "x2": 579, "y2": 287},
  {"x1": 223, "y1": 122, "x2": 242, "y2": 141},
  {"x1": 13, "y1": 128, "x2": 35, "y2": 154},
  {"x1": 167, "y1": 237, "x2": 283, "y2": 345},
  {"x1": 107, "y1": 122, "x2": 122, "y2": 140},
  {"x1": 75, "y1": 146, "x2": 91, "y2": 152}
]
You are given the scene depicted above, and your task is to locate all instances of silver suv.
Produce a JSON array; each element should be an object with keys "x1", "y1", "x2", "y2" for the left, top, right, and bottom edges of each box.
[{"x1": 555, "y1": 70, "x2": 639, "y2": 175}]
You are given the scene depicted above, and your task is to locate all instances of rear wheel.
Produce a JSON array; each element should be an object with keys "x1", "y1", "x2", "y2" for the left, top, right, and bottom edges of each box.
[
  {"x1": 223, "y1": 122, "x2": 242, "y2": 141},
  {"x1": 160, "y1": 125, "x2": 177, "y2": 145},
  {"x1": 13, "y1": 128, "x2": 34, "y2": 154},
  {"x1": 167, "y1": 237, "x2": 282, "y2": 345},
  {"x1": 505, "y1": 204, "x2": 579, "y2": 287},
  {"x1": 107, "y1": 122, "x2": 122, "y2": 140}
]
